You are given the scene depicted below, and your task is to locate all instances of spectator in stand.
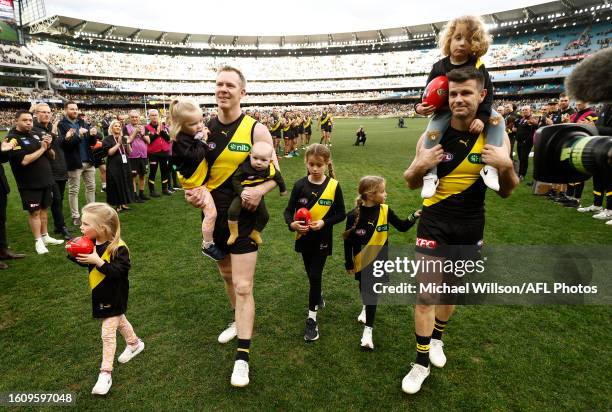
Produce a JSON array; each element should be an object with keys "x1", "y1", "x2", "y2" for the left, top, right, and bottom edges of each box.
[
  {"x1": 0, "y1": 134, "x2": 25, "y2": 268},
  {"x1": 58, "y1": 101, "x2": 97, "y2": 226},
  {"x1": 7, "y1": 111, "x2": 64, "y2": 254},
  {"x1": 125, "y1": 110, "x2": 150, "y2": 202},
  {"x1": 33, "y1": 103, "x2": 72, "y2": 240}
]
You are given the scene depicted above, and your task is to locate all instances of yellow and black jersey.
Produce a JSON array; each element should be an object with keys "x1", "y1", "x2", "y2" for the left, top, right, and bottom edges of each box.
[
  {"x1": 206, "y1": 114, "x2": 256, "y2": 209},
  {"x1": 423, "y1": 127, "x2": 487, "y2": 219},
  {"x1": 172, "y1": 131, "x2": 211, "y2": 190}
]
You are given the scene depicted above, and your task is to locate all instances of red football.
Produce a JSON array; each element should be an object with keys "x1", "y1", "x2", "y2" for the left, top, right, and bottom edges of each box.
[
  {"x1": 294, "y1": 208, "x2": 312, "y2": 225},
  {"x1": 422, "y1": 75, "x2": 449, "y2": 110},
  {"x1": 66, "y1": 236, "x2": 94, "y2": 257}
]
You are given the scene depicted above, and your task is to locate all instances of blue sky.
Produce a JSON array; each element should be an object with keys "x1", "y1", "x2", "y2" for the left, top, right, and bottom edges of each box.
[{"x1": 46, "y1": 0, "x2": 552, "y2": 36}]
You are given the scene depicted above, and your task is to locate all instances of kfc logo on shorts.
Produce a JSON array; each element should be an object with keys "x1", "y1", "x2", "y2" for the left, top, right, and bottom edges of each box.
[
  {"x1": 298, "y1": 198, "x2": 308, "y2": 205},
  {"x1": 355, "y1": 228, "x2": 366, "y2": 236},
  {"x1": 442, "y1": 152, "x2": 454, "y2": 162},
  {"x1": 416, "y1": 237, "x2": 437, "y2": 249}
]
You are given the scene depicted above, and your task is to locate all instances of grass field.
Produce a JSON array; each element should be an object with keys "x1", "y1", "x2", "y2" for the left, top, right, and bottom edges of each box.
[{"x1": 0, "y1": 118, "x2": 610, "y2": 411}]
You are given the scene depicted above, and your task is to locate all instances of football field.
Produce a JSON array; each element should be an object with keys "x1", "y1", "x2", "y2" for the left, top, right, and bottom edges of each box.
[{"x1": 0, "y1": 117, "x2": 610, "y2": 410}]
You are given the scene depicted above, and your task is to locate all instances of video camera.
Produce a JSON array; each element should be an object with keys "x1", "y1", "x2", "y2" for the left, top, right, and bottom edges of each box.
[{"x1": 533, "y1": 124, "x2": 611, "y2": 183}]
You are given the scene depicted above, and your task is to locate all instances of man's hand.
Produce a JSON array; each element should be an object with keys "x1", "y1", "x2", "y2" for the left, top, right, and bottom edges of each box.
[
  {"x1": 418, "y1": 143, "x2": 445, "y2": 171},
  {"x1": 1, "y1": 139, "x2": 14, "y2": 152},
  {"x1": 481, "y1": 144, "x2": 513, "y2": 171},
  {"x1": 41, "y1": 136, "x2": 51, "y2": 150},
  {"x1": 241, "y1": 186, "x2": 264, "y2": 211},
  {"x1": 469, "y1": 119, "x2": 485, "y2": 134},
  {"x1": 65, "y1": 128, "x2": 75, "y2": 140},
  {"x1": 90, "y1": 126, "x2": 98, "y2": 135},
  {"x1": 79, "y1": 127, "x2": 88, "y2": 136},
  {"x1": 184, "y1": 186, "x2": 209, "y2": 208}
]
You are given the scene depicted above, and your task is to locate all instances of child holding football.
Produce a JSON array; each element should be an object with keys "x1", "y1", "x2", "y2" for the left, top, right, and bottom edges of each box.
[
  {"x1": 69, "y1": 202, "x2": 144, "y2": 396},
  {"x1": 414, "y1": 15, "x2": 505, "y2": 198},
  {"x1": 284, "y1": 144, "x2": 346, "y2": 342}
]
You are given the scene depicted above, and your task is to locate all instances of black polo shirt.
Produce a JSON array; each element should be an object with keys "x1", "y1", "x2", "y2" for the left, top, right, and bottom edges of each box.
[{"x1": 7, "y1": 128, "x2": 54, "y2": 190}]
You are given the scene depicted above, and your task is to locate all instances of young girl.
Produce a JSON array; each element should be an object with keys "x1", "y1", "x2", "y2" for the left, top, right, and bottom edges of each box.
[
  {"x1": 169, "y1": 98, "x2": 225, "y2": 261},
  {"x1": 415, "y1": 15, "x2": 505, "y2": 198},
  {"x1": 70, "y1": 202, "x2": 144, "y2": 395},
  {"x1": 284, "y1": 144, "x2": 346, "y2": 342},
  {"x1": 343, "y1": 176, "x2": 420, "y2": 350}
]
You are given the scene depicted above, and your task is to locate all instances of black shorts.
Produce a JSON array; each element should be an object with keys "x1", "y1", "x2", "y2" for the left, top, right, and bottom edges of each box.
[
  {"x1": 19, "y1": 186, "x2": 52, "y2": 212},
  {"x1": 129, "y1": 157, "x2": 148, "y2": 176},
  {"x1": 305, "y1": 126, "x2": 312, "y2": 135},
  {"x1": 415, "y1": 210, "x2": 484, "y2": 258},
  {"x1": 211, "y1": 189, "x2": 258, "y2": 255},
  {"x1": 272, "y1": 130, "x2": 281, "y2": 139}
]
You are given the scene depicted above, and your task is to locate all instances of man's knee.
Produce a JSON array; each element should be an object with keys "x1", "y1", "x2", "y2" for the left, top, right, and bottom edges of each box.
[
  {"x1": 415, "y1": 304, "x2": 435, "y2": 317},
  {"x1": 233, "y1": 279, "x2": 253, "y2": 297}
]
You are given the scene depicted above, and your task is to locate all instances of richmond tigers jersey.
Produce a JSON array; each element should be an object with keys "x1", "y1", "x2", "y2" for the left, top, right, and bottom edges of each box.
[{"x1": 423, "y1": 127, "x2": 487, "y2": 218}]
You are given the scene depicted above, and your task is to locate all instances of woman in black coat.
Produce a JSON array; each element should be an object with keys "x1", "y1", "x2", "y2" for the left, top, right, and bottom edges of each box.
[{"x1": 102, "y1": 120, "x2": 134, "y2": 212}]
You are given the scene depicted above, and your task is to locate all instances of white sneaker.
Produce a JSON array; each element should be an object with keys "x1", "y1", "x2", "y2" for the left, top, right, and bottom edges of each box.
[
  {"x1": 357, "y1": 306, "x2": 366, "y2": 324},
  {"x1": 606, "y1": 219, "x2": 612, "y2": 226},
  {"x1": 218, "y1": 322, "x2": 237, "y2": 344},
  {"x1": 421, "y1": 173, "x2": 439, "y2": 199},
  {"x1": 593, "y1": 209, "x2": 612, "y2": 220},
  {"x1": 35, "y1": 239, "x2": 49, "y2": 255},
  {"x1": 91, "y1": 372, "x2": 112, "y2": 395},
  {"x1": 480, "y1": 165, "x2": 500, "y2": 191},
  {"x1": 429, "y1": 339, "x2": 447, "y2": 368},
  {"x1": 360, "y1": 326, "x2": 374, "y2": 350},
  {"x1": 577, "y1": 205, "x2": 602, "y2": 213},
  {"x1": 118, "y1": 340, "x2": 145, "y2": 363},
  {"x1": 230, "y1": 360, "x2": 249, "y2": 387},
  {"x1": 42, "y1": 234, "x2": 64, "y2": 246},
  {"x1": 401, "y1": 363, "x2": 430, "y2": 394}
]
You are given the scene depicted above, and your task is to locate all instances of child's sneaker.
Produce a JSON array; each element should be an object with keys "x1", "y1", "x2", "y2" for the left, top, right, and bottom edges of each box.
[
  {"x1": 118, "y1": 339, "x2": 145, "y2": 363},
  {"x1": 577, "y1": 205, "x2": 602, "y2": 213},
  {"x1": 201, "y1": 242, "x2": 226, "y2": 261},
  {"x1": 360, "y1": 326, "x2": 374, "y2": 350},
  {"x1": 421, "y1": 173, "x2": 439, "y2": 199},
  {"x1": 480, "y1": 165, "x2": 500, "y2": 191},
  {"x1": 304, "y1": 318, "x2": 319, "y2": 342},
  {"x1": 91, "y1": 372, "x2": 112, "y2": 395}
]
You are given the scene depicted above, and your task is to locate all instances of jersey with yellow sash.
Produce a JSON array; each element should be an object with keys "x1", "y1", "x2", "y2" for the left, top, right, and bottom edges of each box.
[
  {"x1": 87, "y1": 240, "x2": 131, "y2": 318},
  {"x1": 270, "y1": 119, "x2": 281, "y2": 132},
  {"x1": 423, "y1": 127, "x2": 487, "y2": 217},
  {"x1": 296, "y1": 177, "x2": 338, "y2": 239},
  {"x1": 353, "y1": 204, "x2": 388, "y2": 273},
  {"x1": 205, "y1": 114, "x2": 257, "y2": 192},
  {"x1": 304, "y1": 117, "x2": 312, "y2": 129},
  {"x1": 320, "y1": 114, "x2": 330, "y2": 126}
]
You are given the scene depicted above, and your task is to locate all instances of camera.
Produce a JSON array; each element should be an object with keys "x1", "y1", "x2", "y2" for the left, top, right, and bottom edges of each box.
[{"x1": 533, "y1": 124, "x2": 612, "y2": 183}]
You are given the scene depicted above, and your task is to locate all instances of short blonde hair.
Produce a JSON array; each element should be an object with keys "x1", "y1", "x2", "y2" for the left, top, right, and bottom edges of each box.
[
  {"x1": 438, "y1": 15, "x2": 491, "y2": 58},
  {"x1": 168, "y1": 98, "x2": 202, "y2": 139}
]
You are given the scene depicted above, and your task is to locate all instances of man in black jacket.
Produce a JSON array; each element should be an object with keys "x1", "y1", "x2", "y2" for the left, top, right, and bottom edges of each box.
[
  {"x1": 0, "y1": 136, "x2": 25, "y2": 269},
  {"x1": 515, "y1": 105, "x2": 539, "y2": 180},
  {"x1": 7, "y1": 111, "x2": 64, "y2": 254},
  {"x1": 58, "y1": 101, "x2": 96, "y2": 226},
  {"x1": 33, "y1": 103, "x2": 72, "y2": 239}
]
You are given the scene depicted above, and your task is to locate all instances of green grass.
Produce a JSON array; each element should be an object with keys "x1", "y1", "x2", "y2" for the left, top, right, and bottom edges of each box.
[{"x1": 1, "y1": 118, "x2": 610, "y2": 411}]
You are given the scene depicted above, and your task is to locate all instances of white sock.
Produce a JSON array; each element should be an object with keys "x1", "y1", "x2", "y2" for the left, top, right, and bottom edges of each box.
[
  {"x1": 364, "y1": 326, "x2": 372, "y2": 332},
  {"x1": 41, "y1": 233, "x2": 48, "y2": 237},
  {"x1": 308, "y1": 310, "x2": 317, "y2": 321},
  {"x1": 202, "y1": 240, "x2": 214, "y2": 248}
]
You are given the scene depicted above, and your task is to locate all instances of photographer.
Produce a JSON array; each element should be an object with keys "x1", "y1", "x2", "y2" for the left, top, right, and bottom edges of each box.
[
  {"x1": 102, "y1": 120, "x2": 134, "y2": 212},
  {"x1": 7, "y1": 111, "x2": 64, "y2": 254},
  {"x1": 354, "y1": 126, "x2": 366, "y2": 146}
]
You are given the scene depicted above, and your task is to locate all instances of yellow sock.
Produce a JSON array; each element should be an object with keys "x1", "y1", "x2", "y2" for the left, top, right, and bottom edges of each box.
[
  {"x1": 249, "y1": 230, "x2": 263, "y2": 245},
  {"x1": 227, "y1": 221, "x2": 239, "y2": 245}
]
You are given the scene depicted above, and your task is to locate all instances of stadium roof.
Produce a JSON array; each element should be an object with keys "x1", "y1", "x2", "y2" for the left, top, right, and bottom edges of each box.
[{"x1": 26, "y1": 0, "x2": 607, "y2": 47}]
